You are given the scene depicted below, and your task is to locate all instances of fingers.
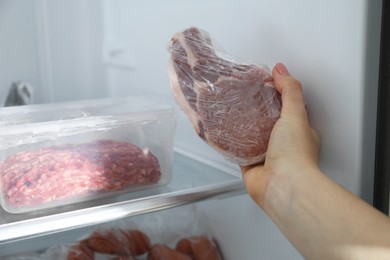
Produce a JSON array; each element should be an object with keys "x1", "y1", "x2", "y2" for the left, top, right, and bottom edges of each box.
[{"x1": 272, "y1": 63, "x2": 308, "y2": 123}]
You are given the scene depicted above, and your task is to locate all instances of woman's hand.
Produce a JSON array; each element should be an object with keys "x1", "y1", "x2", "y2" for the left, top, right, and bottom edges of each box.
[{"x1": 241, "y1": 63, "x2": 320, "y2": 207}]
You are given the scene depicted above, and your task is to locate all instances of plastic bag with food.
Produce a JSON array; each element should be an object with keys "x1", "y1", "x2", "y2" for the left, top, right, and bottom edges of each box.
[
  {"x1": 168, "y1": 27, "x2": 281, "y2": 166},
  {"x1": 3, "y1": 205, "x2": 222, "y2": 260}
]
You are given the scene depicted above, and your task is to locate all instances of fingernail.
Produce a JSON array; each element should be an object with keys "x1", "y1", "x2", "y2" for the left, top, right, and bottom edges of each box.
[{"x1": 275, "y1": 63, "x2": 290, "y2": 75}]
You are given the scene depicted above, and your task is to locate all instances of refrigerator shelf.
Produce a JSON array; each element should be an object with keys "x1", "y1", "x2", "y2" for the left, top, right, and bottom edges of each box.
[{"x1": 0, "y1": 150, "x2": 245, "y2": 244}]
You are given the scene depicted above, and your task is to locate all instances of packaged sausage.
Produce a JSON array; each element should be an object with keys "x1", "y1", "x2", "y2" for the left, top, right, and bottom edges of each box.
[
  {"x1": 0, "y1": 97, "x2": 176, "y2": 213},
  {"x1": 2, "y1": 205, "x2": 223, "y2": 259}
]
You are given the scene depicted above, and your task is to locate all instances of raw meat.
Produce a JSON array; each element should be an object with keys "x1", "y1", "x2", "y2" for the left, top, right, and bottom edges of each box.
[
  {"x1": 86, "y1": 228, "x2": 151, "y2": 256},
  {"x1": 1, "y1": 140, "x2": 161, "y2": 209},
  {"x1": 167, "y1": 27, "x2": 282, "y2": 165}
]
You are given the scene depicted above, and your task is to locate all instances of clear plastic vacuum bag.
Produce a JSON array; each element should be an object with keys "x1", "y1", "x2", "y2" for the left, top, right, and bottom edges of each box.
[{"x1": 167, "y1": 27, "x2": 281, "y2": 166}]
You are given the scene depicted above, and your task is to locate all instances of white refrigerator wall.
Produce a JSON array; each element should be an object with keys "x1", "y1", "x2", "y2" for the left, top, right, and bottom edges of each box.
[
  {"x1": 0, "y1": 0, "x2": 383, "y2": 259},
  {"x1": 0, "y1": 1, "x2": 41, "y2": 104}
]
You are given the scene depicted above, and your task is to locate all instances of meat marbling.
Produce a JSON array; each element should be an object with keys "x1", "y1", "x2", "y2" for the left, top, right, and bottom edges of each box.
[{"x1": 167, "y1": 27, "x2": 282, "y2": 165}]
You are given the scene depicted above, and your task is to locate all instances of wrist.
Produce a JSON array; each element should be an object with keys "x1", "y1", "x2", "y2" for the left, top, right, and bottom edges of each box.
[
  {"x1": 261, "y1": 164, "x2": 322, "y2": 213},
  {"x1": 241, "y1": 164, "x2": 276, "y2": 208},
  {"x1": 243, "y1": 162, "x2": 321, "y2": 209}
]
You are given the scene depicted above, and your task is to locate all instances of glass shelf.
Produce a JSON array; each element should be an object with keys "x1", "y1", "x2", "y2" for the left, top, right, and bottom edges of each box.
[{"x1": 0, "y1": 151, "x2": 245, "y2": 244}]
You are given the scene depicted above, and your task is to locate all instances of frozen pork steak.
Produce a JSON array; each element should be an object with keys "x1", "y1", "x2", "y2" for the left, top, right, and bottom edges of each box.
[
  {"x1": 1, "y1": 140, "x2": 161, "y2": 209},
  {"x1": 167, "y1": 27, "x2": 282, "y2": 165}
]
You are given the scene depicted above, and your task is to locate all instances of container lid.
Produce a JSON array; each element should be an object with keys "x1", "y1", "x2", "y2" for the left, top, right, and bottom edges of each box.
[
  {"x1": 0, "y1": 96, "x2": 174, "y2": 126},
  {"x1": 0, "y1": 96, "x2": 176, "y2": 149}
]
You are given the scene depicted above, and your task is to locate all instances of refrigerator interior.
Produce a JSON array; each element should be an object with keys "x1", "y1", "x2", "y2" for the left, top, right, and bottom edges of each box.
[{"x1": 0, "y1": 0, "x2": 383, "y2": 259}]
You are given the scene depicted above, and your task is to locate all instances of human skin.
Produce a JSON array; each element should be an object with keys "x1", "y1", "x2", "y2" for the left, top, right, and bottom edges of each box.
[{"x1": 241, "y1": 63, "x2": 390, "y2": 259}]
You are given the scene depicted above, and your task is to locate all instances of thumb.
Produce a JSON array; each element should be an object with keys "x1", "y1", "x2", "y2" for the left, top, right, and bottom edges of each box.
[{"x1": 272, "y1": 63, "x2": 308, "y2": 122}]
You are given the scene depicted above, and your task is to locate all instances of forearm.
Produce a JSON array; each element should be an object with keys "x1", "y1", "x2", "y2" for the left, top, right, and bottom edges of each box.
[
  {"x1": 260, "y1": 167, "x2": 390, "y2": 259},
  {"x1": 243, "y1": 64, "x2": 390, "y2": 258}
]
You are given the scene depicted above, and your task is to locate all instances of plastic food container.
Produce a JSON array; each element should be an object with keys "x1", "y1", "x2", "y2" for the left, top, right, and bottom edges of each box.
[{"x1": 0, "y1": 97, "x2": 176, "y2": 213}]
